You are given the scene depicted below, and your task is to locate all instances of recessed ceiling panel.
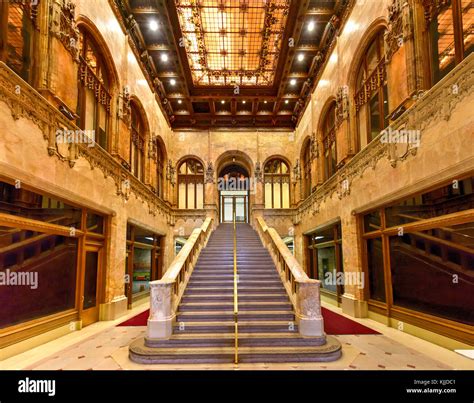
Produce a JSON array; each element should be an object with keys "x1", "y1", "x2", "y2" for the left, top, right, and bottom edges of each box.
[{"x1": 175, "y1": 0, "x2": 291, "y2": 86}]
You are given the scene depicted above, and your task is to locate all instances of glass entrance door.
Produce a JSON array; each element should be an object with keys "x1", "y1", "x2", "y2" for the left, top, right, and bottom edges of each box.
[
  {"x1": 220, "y1": 192, "x2": 248, "y2": 223},
  {"x1": 81, "y1": 245, "x2": 103, "y2": 327}
]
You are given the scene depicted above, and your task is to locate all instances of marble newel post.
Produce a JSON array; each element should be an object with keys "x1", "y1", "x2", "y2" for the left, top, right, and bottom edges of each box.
[
  {"x1": 296, "y1": 280, "x2": 325, "y2": 338},
  {"x1": 147, "y1": 280, "x2": 174, "y2": 339}
]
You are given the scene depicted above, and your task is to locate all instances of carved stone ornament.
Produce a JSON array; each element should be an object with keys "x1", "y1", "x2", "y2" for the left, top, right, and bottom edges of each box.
[
  {"x1": 254, "y1": 161, "x2": 263, "y2": 183},
  {"x1": 0, "y1": 62, "x2": 172, "y2": 218},
  {"x1": 336, "y1": 85, "x2": 349, "y2": 128},
  {"x1": 205, "y1": 161, "x2": 215, "y2": 184},
  {"x1": 166, "y1": 160, "x2": 176, "y2": 185},
  {"x1": 148, "y1": 133, "x2": 157, "y2": 160},
  {"x1": 310, "y1": 130, "x2": 318, "y2": 160},
  {"x1": 384, "y1": 0, "x2": 414, "y2": 62},
  {"x1": 118, "y1": 86, "x2": 131, "y2": 126},
  {"x1": 293, "y1": 159, "x2": 301, "y2": 182},
  {"x1": 298, "y1": 54, "x2": 474, "y2": 218},
  {"x1": 50, "y1": 0, "x2": 80, "y2": 62}
]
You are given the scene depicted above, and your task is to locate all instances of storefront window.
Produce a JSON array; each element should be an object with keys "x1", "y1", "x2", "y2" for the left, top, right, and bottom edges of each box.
[
  {"x1": 0, "y1": 180, "x2": 106, "y2": 331},
  {"x1": 306, "y1": 222, "x2": 344, "y2": 299},
  {"x1": 125, "y1": 224, "x2": 163, "y2": 307},
  {"x1": 362, "y1": 176, "x2": 474, "y2": 326},
  {"x1": 0, "y1": 228, "x2": 78, "y2": 329}
]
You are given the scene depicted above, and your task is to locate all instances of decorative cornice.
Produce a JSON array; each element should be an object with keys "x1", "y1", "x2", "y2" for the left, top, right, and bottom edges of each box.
[
  {"x1": 0, "y1": 62, "x2": 171, "y2": 219},
  {"x1": 297, "y1": 53, "x2": 474, "y2": 218}
]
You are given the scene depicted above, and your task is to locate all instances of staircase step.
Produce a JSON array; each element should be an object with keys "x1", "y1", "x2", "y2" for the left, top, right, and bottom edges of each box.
[
  {"x1": 179, "y1": 302, "x2": 292, "y2": 311},
  {"x1": 176, "y1": 311, "x2": 295, "y2": 322},
  {"x1": 130, "y1": 337, "x2": 342, "y2": 364},
  {"x1": 129, "y1": 223, "x2": 342, "y2": 366},
  {"x1": 181, "y1": 294, "x2": 289, "y2": 303}
]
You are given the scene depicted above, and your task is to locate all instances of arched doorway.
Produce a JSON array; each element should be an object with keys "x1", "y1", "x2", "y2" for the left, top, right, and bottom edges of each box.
[{"x1": 218, "y1": 164, "x2": 250, "y2": 223}]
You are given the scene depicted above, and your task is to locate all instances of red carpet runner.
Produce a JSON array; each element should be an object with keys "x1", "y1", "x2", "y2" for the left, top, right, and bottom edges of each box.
[{"x1": 118, "y1": 307, "x2": 379, "y2": 335}]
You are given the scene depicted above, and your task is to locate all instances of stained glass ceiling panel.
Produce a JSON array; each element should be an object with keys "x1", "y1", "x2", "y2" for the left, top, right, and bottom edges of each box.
[{"x1": 175, "y1": 0, "x2": 291, "y2": 86}]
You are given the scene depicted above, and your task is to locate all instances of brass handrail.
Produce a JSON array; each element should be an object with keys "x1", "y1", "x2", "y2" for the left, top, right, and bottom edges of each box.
[{"x1": 233, "y1": 211, "x2": 239, "y2": 364}]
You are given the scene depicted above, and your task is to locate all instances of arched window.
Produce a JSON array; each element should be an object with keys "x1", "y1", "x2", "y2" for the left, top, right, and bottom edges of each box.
[
  {"x1": 426, "y1": 0, "x2": 473, "y2": 85},
  {"x1": 130, "y1": 102, "x2": 146, "y2": 181},
  {"x1": 264, "y1": 158, "x2": 290, "y2": 209},
  {"x1": 0, "y1": 1, "x2": 36, "y2": 83},
  {"x1": 301, "y1": 139, "x2": 312, "y2": 198},
  {"x1": 178, "y1": 158, "x2": 204, "y2": 209},
  {"x1": 156, "y1": 140, "x2": 165, "y2": 198},
  {"x1": 322, "y1": 102, "x2": 337, "y2": 180},
  {"x1": 77, "y1": 27, "x2": 112, "y2": 150},
  {"x1": 354, "y1": 30, "x2": 388, "y2": 149}
]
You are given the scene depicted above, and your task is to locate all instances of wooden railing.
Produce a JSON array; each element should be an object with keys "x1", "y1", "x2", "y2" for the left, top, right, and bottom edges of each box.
[
  {"x1": 147, "y1": 217, "x2": 214, "y2": 339},
  {"x1": 255, "y1": 216, "x2": 325, "y2": 338}
]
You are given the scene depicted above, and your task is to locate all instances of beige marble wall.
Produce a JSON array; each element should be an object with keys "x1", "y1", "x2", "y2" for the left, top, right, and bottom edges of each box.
[
  {"x1": 171, "y1": 130, "x2": 296, "y2": 219},
  {"x1": 291, "y1": 0, "x2": 474, "y2": 319},
  {"x1": 1, "y1": 0, "x2": 472, "y2": 341}
]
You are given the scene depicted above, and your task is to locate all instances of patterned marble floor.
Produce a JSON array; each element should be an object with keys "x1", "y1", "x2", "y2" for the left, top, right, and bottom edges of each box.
[
  {"x1": 5, "y1": 303, "x2": 470, "y2": 371},
  {"x1": 21, "y1": 327, "x2": 456, "y2": 370}
]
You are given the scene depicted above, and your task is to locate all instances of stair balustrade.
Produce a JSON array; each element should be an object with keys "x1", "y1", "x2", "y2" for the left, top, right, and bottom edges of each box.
[
  {"x1": 255, "y1": 216, "x2": 325, "y2": 337},
  {"x1": 147, "y1": 217, "x2": 214, "y2": 339}
]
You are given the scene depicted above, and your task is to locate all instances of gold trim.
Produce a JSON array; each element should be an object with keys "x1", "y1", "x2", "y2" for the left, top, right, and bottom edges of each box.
[{"x1": 233, "y1": 211, "x2": 239, "y2": 365}]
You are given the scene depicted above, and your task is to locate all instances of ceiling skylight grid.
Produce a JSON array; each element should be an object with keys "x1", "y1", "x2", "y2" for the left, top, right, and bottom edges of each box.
[{"x1": 175, "y1": 0, "x2": 290, "y2": 86}]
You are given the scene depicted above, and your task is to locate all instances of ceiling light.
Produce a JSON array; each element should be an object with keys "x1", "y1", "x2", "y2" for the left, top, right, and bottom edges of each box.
[
  {"x1": 290, "y1": 78, "x2": 297, "y2": 86},
  {"x1": 149, "y1": 20, "x2": 158, "y2": 31},
  {"x1": 221, "y1": 100, "x2": 225, "y2": 104},
  {"x1": 170, "y1": 79, "x2": 176, "y2": 86},
  {"x1": 285, "y1": 100, "x2": 289, "y2": 104},
  {"x1": 297, "y1": 54, "x2": 304, "y2": 62},
  {"x1": 161, "y1": 53, "x2": 168, "y2": 62},
  {"x1": 178, "y1": 99, "x2": 182, "y2": 104},
  {"x1": 242, "y1": 100, "x2": 246, "y2": 104},
  {"x1": 307, "y1": 21, "x2": 315, "y2": 32},
  {"x1": 315, "y1": 236, "x2": 324, "y2": 240},
  {"x1": 264, "y1": 100, "x2": 268, "y2": 104}
]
